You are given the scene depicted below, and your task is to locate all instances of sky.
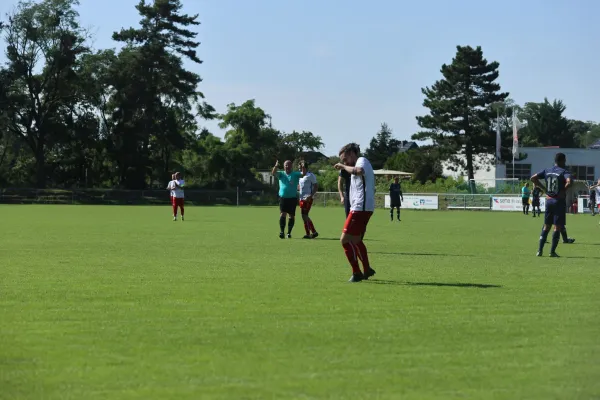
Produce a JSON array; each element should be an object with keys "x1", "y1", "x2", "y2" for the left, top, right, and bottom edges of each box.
[{"x1": 1, "y1": 0, "x2": 599, "y2": 155}]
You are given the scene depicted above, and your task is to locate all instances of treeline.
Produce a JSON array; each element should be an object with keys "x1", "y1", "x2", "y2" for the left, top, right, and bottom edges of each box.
[
  {"x1": 1, "y1": 2, "x2": 598, "y2": 191},
  {"x1": 0, "y1": 0, "x2": 322, "y2": 189}
]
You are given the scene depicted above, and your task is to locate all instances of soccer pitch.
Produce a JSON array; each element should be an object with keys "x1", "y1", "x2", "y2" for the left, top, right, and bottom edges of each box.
[{"x1": 1, "y1": 205, "x2": 599, "y2": 399}]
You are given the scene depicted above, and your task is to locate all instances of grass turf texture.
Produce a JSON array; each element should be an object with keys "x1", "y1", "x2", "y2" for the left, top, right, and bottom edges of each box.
[{"x1": 1, "y1": 205, "x2": 599, "y2": 400}]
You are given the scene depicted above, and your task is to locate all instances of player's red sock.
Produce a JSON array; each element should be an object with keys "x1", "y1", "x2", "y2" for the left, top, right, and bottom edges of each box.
[
  {"x1": 180, "y1": 204, "x2": 184, "y2": 216},
  {"x1": 355, "y1": 241, "x2": 371, "y2": 271},
  {"x1": 308, "y1": 220, "x2": 316, "y2": 233},
  {"x1": 303, "y1": 222, "x2": 310, "y2": 235},
  {"x1": 172, "y1": 202, "x2": 177, "y2": 216},
  {"x1": 342, "y1": 243, "x2": 361, "y2": 274}
]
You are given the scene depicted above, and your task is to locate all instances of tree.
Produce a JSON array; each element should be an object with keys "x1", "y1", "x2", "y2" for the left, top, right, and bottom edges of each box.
[
  {"x1": 384, "y1": 146, "x2": 443, "y2": 184},
  {"x1": 365, "y1": 123, "x2": 400, "y2": 169},
  {"x1": 517, "y1": 98, "x2": 572, "y2": 148},
  {"x1": 107, "y1": 0, "x2": 214, "y2": 189},
  {"x1": 413, "y1": 45, "x2": 509, "y2": 188},
  {"x1": 0, "y1": 0, "x2": 91, "y2": 187}
]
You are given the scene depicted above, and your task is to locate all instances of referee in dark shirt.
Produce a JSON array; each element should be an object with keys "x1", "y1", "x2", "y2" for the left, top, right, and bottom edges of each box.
[{"x1": 338, "y1": 169, "x2": 351, "y2": 217}]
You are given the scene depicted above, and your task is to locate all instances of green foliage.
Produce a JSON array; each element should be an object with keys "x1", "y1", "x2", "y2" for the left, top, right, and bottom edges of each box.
[
  {"x1": 384, "y1": 146, "x2": 443, "y2": 184},
  {"x1": 0, "y1": 5, "x2": 597, "y2": 193},
  {"x1": 364, "y1": 123, "x2": 400, "y2": 169},
  {"x1": 518, "y1": 99, "x2": 571, "y2": 148},
  {"x1": 414, "y1": 45, "x2": 509, "y2": 182}
]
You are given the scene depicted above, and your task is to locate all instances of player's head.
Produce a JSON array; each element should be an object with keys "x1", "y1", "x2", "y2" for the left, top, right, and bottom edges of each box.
[
  {"x1": 339, "y1": 142, "x2": 360, "y2": 166},
  {"x1": 394, "y1": 176, "x2": 399, "y2": 183},
  {"x1": 174, "y1": 172, "x2": 182, "y2": 180},
  {"x1": 555, "y1": 152, "x2": 566, "y2": 168},
  {"x1": 300, "y1": 162, "x2": 308, "y2": 175},
  {"x1": 283, "y1": 160, "x2": 292, "y2": 173},
  {"x1": 525, "y1": 182, "x2": 529, "y2": 187}
]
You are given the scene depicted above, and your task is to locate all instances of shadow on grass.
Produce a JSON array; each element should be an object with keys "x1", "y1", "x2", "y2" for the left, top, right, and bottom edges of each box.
[
  {"x1": 560, "y1": 255, "x2": 600, "y2": 259},
  {"x1": 370, "y1": 251, "x2": 473, "y2": 257},
  {"x1": 364, "y1": 280, "x2": 501, "y2": 289},
  {"x1": 310, "y1": 238, "x2": 380, "y2": 241}
]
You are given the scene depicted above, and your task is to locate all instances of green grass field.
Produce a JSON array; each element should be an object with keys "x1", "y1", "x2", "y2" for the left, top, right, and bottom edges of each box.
[{"x1": 1, "y1": 205, "x2": 599, "y2": 399}]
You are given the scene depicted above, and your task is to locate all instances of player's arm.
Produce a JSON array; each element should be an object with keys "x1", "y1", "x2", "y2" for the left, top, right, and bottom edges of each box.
[
  {"x1": 400, "y1": 190, "x2": 404, "y2": 201},
  {"x1": 271, "y1": 160, "x2": 280, "y2": 176},
  {"x1": 564, "y1": 172, "x2": 572, "y2": 190},
  {"x1": 531, "y1": 171, "x2": 546, "y2": 192},
  {"x1": 311, "y1": 177, "x2": 318, "y2": 198},
  {"x1": 334, "y1": 162, "x2": 364, "y2": 176},
  {"x1": 337, "y1": 175, "x2": 344, "y2": 202}
]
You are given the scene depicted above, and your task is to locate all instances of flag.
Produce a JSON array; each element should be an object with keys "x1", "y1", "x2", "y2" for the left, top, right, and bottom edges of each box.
[
  {"x1": 496, "y1": 119, "x2": 501, "y2": 161},
  {"x1": 512, "y1": 112, "x2": 521, "y2": 157}
]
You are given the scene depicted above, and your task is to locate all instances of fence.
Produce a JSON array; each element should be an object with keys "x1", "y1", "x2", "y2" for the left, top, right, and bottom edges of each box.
[{"x1": 0, "y1": 188, "x2": 590, "y2": 213}]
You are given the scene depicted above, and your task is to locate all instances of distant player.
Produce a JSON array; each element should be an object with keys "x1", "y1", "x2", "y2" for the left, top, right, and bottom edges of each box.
[
  {"x1": 167, "y1": 172, "x2": 185, "y2": 221},
  {"x1": 389, "y1": 176, "x2": 403, "y2": 221},
  {"x1": 299, "y1": 162, "x2": 319, "y2": 239},
  {"x1": 531, "y1": 153, "x2": 572, "y2": 257},
  {"x1": 531, "y1": 186, "x2": 542, "y2": 217},
  {"x1": 589, "y1": 179, "x2": 599, "y2": 216},
  {"x1": 272, "y1": 159, "x2": 302, "y2": 238},
  {"x1": 338, "y1": 169, "x2": 351, "y2": 217},
  {"x1": 521, "y1": 182, "x2": 531, "y2": 215},
  {"x1": 334, "y1": 143, "x2": 376, "y2": 282}
]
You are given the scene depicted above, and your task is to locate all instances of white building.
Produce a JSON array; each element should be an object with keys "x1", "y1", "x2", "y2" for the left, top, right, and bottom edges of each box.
[{"x1": 443, "y1": 147, "x2": 600, "y2": 187}]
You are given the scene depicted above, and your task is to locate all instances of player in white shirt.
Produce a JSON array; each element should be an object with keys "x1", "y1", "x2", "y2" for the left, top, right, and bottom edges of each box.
[
  {"x1": 334, "y1": 143, "x2": 376, "y2": 282},
  {"x1": 166, "y1": 172, "x2": 185, "y2": 221},
  {"x1": 298, "y1": 162, "x2": 319, "y2": 239}
]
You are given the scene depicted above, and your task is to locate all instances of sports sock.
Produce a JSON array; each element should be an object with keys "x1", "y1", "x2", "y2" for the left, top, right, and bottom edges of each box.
[
  {"x1": 551, "y1": 230, "x2": 560, "y2": 253},
  {"x1": 180, "y1": 204, "x2": 184, "y2": 216},
  {"x1": 561, "y1": 227, "x2": 568, "y2": 242},
  {"x1": 303, "y1": 222, "x2": 310, "y2": 235},
  {"x1": 390, "y1": 209, "x2": 393, "y2": 221},
  {"x1": 342, "y1": 242, "x2": 361, "y2": 274},
  {"x1": 308, "y1": 220, "x2": 316, "y2": 233},
  {"x1": 172, "y1": 202, "x2": 177, "y2": 216},
  {"x1": 538, "y1": 229, "x2": 550, "y2": 253},
  {"x1": 354, "y1": 241, "x2": 371, "y2": 272},
  {"x1": 397, "y1": 209, "x2": 401, "y2": 220},
  {"x1": 279, "y1": 215, "x2": 286, "y2": 233},
  {"x1": 288, "y1": 218, "x2": 295, "y2": 234}
]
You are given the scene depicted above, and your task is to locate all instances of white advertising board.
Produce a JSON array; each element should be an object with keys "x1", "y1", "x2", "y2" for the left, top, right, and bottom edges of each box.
[
  {"x1": 385, "y1": 194, "x2": 438, "y2": 210},
  {"x1": 491, "y1": 196, "x2": 546, "y2": 212},
  {"x1": 578, "y1": 196, "x2": 599, "y2": 214}
]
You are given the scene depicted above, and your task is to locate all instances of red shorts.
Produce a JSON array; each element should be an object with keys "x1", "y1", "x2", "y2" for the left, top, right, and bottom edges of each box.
[
  {"x1": 299, "y1": 198, "x2": 313, "y2": 212},
  {"x1": 172, "y1": 197, "x2": 184, "y2": 207},
  {"x1": 343, "y1": 211, "x2": 373, "y2": 236}
]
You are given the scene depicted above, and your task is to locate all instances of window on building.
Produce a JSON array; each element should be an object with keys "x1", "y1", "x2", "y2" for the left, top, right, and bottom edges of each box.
[
  {"x1": 568, "y1": 165, "x2": 595, "y2": 181},
  {"x1": 506, "y1": 164, "x2": 532, "y2": 180}
]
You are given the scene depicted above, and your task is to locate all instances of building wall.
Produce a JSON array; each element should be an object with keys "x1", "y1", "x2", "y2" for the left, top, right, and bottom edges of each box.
[
  {"x1": 505, "y1": 148, "x2": 600, "y2": 182},
  {"x1": 442, "y1": 148, "x2": 600, "y2": 187}
]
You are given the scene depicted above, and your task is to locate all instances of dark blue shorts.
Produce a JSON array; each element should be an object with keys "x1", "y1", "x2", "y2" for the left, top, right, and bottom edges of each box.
[{"x1": 544, "y1": 199, "x2": 566, "y2": 226}]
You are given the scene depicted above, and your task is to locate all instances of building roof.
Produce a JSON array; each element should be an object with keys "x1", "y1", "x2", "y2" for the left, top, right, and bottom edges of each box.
[{"x1": 398, "y1": 141, "x2": 418, "y2": 153}]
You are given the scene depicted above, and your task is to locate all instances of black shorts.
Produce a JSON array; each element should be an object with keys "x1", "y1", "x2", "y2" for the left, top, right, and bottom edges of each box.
[
  {"x1": 522, "y1": 198, "x2": 529, "y2": 206},
  {"x1": 279, "y1": 197, "x2": 298, "y2": 215},
  {"x1": 390, "y1": 200, "x2": 401, "y2": 208},
  {"x1": 532, "y1": 198, "x2": 540, "y2": 207}
]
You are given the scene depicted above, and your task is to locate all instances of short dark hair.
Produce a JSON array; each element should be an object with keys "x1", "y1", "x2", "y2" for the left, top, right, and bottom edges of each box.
[
  {"x1": 339, "y1": 142, "x2": 360, "y2": 157},
  {"x1": 555, "y1": 152, "x2": 566, "y2": 164}
]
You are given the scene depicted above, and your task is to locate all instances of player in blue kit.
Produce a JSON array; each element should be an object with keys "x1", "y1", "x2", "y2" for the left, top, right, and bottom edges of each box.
[{"x1": 531, "y1": 153, "x2": 572, "y2": 257}]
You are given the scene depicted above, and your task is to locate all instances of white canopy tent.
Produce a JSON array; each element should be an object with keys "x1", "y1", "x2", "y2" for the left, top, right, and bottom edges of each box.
[{"x1": 373, "y1": 169, "x2": 413, "y2": 177}]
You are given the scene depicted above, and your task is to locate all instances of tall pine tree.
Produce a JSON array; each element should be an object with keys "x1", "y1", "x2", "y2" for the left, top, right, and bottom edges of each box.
[
  {"x1": 413, "y1": 46, "x2": 508, "y2": 188},
  {"x1": 108, "y1": 0, "x2": 214, "y2": 188}
]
